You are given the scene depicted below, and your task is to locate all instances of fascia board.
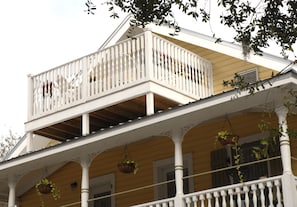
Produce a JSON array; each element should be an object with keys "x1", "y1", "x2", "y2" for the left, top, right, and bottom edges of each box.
[
  {"x1": 98, "y1": 15, "x2": 132, "y2": 50},
  {"x1": 146, "y1": 23, "x2": 293, "y2": 72}
]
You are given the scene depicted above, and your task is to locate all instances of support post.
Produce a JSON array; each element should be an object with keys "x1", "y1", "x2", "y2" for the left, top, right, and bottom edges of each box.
[
  {"x1": 80, "y1": 156, "x2": 91, "y2": 207},
  {"x1": 144, "y1": 30, "x2": 153, "y2": 80},
  {"x1": 82, "y1": 113, "x2": 90, "y2": 136},
  {"x1": 146, "y1": 92, "x2": 154, "y2": 116},
  {"x1": 8, "y1": 176, "x2": 17, "y2": 207},
  {"x1": 27, "y1": 74, "x2": 33, "y2": 120},
  {"x1": 275, "y1": 106, "x2": 297, "y2": 207},
  {"x1": 82, "y1": 57, "x2": 88, "y2": 101},
  {"x1": 171, "y1": 129, "x2": 184, "y2": 207},
  {"x1": 26, "y1": 132, "x2": 33, "y2": 153}
]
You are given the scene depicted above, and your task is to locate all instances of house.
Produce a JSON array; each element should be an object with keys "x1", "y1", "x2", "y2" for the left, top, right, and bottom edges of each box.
[{"x1": 1, "y1": 15, "x2": 297, "y2": 207}]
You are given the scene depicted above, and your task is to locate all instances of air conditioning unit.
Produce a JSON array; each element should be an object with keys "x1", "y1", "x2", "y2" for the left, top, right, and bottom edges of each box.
[{"x1": 237, "y1": 68, "x2": 258, "y2": 84}]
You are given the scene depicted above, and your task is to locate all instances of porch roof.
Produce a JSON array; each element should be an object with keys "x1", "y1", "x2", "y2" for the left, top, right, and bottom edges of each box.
[{"x1": 0, "y1": 70, "x2": 297, "y2": 194}]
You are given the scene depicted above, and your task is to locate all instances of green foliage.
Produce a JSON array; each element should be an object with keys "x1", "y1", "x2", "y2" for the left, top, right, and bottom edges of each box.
[
  {"x1": 36, "y1": 178, "x2": 61, "y2": 207},
  {"x1": 223, "y1": 73, "x2": 273, "y2": 96},
  {"x1": 86, "y1": 0, "x2": 297, "y2": 58}
]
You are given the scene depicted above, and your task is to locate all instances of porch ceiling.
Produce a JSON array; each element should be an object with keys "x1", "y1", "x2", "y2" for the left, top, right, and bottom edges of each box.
[{"x1": 33, "y1": 95, "x2": 179, "y2": 141}]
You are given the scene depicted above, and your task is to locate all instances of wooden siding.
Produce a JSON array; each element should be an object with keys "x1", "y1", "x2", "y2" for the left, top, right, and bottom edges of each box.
[
  {"x1": 19, "y1": 112, "x2": 295, "y2": 207},
  {"x1": 156, "y1": 34, "x2": 277, "y2": 94}
]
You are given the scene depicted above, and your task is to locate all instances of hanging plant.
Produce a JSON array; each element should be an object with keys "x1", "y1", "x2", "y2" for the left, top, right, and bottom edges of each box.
[
  {"x1": 35, "y1": 178, "x2": 60, "y2": 207},
  {"x1": 118, "y1": 156, "x2": 139, "y2": 174},
  {"x1": 215, "y1": 130, "x2": 239, "y2": 146}
]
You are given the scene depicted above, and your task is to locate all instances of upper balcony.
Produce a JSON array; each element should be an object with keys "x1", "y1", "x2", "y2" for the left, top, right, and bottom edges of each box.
[{"x1": 26, "y1": 31, "x2": 213, "y2": 140}]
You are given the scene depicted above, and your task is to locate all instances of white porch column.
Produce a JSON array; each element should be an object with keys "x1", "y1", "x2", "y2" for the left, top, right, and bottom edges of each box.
[
  {"x1": 146, "y1": 92, "x2": 154, "y2": 115},
  {"x1": 275, "y1": 106, "x2": 297, "y2": 207},
  {"x1": 275, "y1": 106, "x2": 292, "y2": 174},
  {"x1": 82, "y1": 113, "x2": 90, "y2": 136},
  {"x1": 80, "y1": 156, "x2": 91, "y2": 207},
  {"x1": 171, "y1": 129, "x2": 184, "y2": 207},
  {"x1": 26, "y1": 131, "x2": 33, "y2": 153},
  {"x1": 8, "y1": 176, "x2": 17, "y2": 207}
]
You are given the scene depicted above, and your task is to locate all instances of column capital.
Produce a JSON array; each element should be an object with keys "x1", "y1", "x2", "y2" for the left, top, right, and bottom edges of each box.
[{"x1": 275, "y1": 106, "x2": 289, "y2": 118}]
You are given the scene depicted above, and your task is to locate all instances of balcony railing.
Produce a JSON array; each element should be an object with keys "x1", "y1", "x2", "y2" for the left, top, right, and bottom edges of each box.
[
  {"x1": 130, "y1": 176, "x2": 283, "y2": 207},
  {"x1": 27, "y1": 31, "x2": 212, "y2": 119}
]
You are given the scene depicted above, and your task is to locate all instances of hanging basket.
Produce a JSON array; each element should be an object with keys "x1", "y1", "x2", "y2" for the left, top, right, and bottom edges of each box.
[
  {"x1": 37, "y1": 184, "x2": 52, "y2": 194},
  {"x1": 117, "y1": 162, "x2": 136, "y2": 174},
  {"x1": 217, "y1": 134, "x2": 239, "y2": 146}
]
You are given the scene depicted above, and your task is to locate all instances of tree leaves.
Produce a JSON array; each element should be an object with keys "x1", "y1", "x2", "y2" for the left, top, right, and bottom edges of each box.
[{"x1": 87, "y1": 0, "x2": 296, "y2": 58}]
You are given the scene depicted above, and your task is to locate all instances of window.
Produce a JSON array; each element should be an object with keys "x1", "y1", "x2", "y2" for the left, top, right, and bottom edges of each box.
[
  {"x1": 211, "y1": 133, "x2": 282, "y2": 187},
  {"x1": 89, "y1": 174, "x2": 115, "y2": 207},
  {"x1": 153, "y1": 153, "x2": 194, "y2": 199}
]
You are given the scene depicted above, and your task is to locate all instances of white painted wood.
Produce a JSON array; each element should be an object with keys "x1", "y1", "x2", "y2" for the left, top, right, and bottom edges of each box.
[
  {"x1": 8, "y1": 177, "x2": 16, "y2": 207},
  {"x1": 206, "y1": 193, "x2": 212, "y2": 207},
  {"x1": 266, "y1": 181, "x2": 273, "y2": 207},
  {"x1": 220, "y1": 190, "x2": 227, "y2": 207},
  {"x1": 82, "y1": 113, "x2": 90, "y2": 136},
  {"x1": 275, "y1": 106, "x2": 292, "y2": 174},
  {"x1": 213, "y1": 191, "x2": 219, "y2": 207},
  {"x1": 251, "y1": 184, "x2": 257, "y2": 207},
  {"x1": 199, "y1": 194, "x2": 205, "y2": 207},
  {"x1": 228, "y1": 189, "x2": 234, "y2": 207},
  {"x1": 146, "y1": 92, "x2": 154, "y2": 116},
  {"x1": 259, "y1": 183, "x2": 265, "y2": 207},
  {"x1": 171, "y1": 130, "x2": 184, "y2": 197},
  {"x1": 80, "y1": 157, "x2": 91, "y2": 207},
  {"x1": 274, "y1": 180, "x2": 282, "y2": 207}
]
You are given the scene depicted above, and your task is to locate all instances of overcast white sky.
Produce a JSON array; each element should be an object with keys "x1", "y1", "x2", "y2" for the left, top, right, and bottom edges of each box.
[
  {"x1": 0, "y1": 0, "x2": 127, "y2": 136},
  {"x1": 0, "y1": 0, "x2": 295, "y2": 137}
]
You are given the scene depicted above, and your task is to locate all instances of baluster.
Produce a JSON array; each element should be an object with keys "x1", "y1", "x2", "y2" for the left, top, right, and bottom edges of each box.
[
  {"x1": 135, "y1": 37, "x2": 141, "y2": 80},
  {"x1": 122, "y1": 42, "x2": 127, "y2": 85},
  {"x1": 228, "y1": 188, "x2": 234, "y2": 207},
  {"x1": 243, "y1": 185, "x2": 249, "y2": 207},
  {"x1": 214, "y1": 191, "x2": 220, "y2": 207},
  {"x1": 221, "y1": 190, "x2": 227, "y2": 207},
  {"x1": 126, "y1": 41, "x2": 132, "y2": 83},
  {"x1": 266, "y1": 181, "x2": 274, "y2": 207},
  {"x1": 251, "y1": 184, "x2": 258, "y2": 207},
  {"x1": 156, "y1": 204, "x2": 161, "y2": 207},
  {"x1": 259, "y1": 182, "x2": 266, "y2": 207},
  {"x1": 199, "y1": 194, "x2": 206, "y2": 207},
  {"x1": 235, "y1": 187, "x2": 241, "y2": 207},
  {"x1": 192, "y1": 195, "x2": 198, "y2": 207},
  {"x1": 114, "y1": 45, "x2": 119, "y2": 88},
  {"x1": 274, "y1": 179, "x2": 283, "y2": 207},
  {"x1": 185, "y1": 197, "x2": 192, "y2": 207},
  {"x1": 169, "y1": 200, "x2": 174, "y2": 207},
  {"x1": 94, "y1": 53, "x2": 99, "y2": 95},
  {"x1": 162, "y1": 202, "x2": 167, "y2": 207},
  {"x1": 206, "y1": 192, "x2": 212, "y2": 207}
]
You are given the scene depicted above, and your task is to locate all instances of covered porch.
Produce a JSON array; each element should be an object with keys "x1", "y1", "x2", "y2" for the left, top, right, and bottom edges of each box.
[{"x1": 2, "y1": 72, "x2": 297, "y2": 207}]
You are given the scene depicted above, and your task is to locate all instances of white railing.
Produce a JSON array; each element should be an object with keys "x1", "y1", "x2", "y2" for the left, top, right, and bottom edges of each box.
[
  {"x1": 131, "y1": 197, "x2": 174, "y2": 207},
  {"x1": 151, "y1": 33, "x2": 213, "y2": 99},
  {"x1": 183, "y1": 176, "x2": 283, "y2": 207},
  {"x1": 28, "y1": 31, "x2": 212, "y2": 119}
]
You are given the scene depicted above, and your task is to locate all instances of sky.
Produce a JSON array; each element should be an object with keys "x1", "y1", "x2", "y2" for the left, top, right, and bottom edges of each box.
[
  {"x1": 0, "y1": 0, "x2": 126, "y2": 136},
  {"x1": 0, "y1": 0, "x2": 295, "y2": 137}
]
